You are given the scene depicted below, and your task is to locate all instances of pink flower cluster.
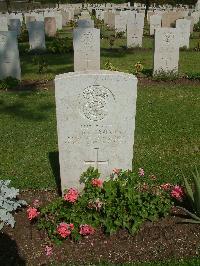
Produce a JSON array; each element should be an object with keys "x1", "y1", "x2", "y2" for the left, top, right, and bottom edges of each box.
[
  {"x1": 113, "y1": 168, "x2": 121, "y2": 175},
  {"x1": 160, "y1": 183, "x2": 172, "y2": 191},
  {"x1": 45, "y1": 245, "x2": 53, "y2": 256},
  {"x1": 171, "y1": 185, "x2": 184, "y2": 201},
  {"x1": 79, "y1": 224, "x2": 95, "y2": 235},
  {"x1": 160, "y1": 183, "x2": 184, "y2": 201},
  {"x1": 91, "y1": 178, "x2": 104, "y2": 188},
  {"x1": 27, "y1": 207, "x2": 40, "y2": 221},
  {"x1": 64, "y1": 188, "x2": 79, "y2": 203},
  {"x1": 138, "y1": 168, "x2": 145, "y2": 177},
  {"x1": 57, "y1": 222, "x2": 74, "y2": 238}
]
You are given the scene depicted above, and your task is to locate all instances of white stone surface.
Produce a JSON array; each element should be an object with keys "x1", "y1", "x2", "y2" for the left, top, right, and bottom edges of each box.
[
  {"x1": 0, "y1": 31, "x2": 21, "y2": 80},
  {"x1": 191, "y1": 11, "x2": 200, "y2": 24},
  {"x1": 127, "y1": 20, "x2": 143, "y2": 47},
  {"x1": 54, "y1": 71, "x2": 138, "y2": 191},
  {"x1": 77, "y1": 19, "x2": 94, "y2": 28},
  {"x1": 115, "y1": 13, "x2": 127, "y2": 33},
  {"x1": 28, "y1": 21, "x2": 46, "y2": 50},
  {"x1": 9, "y1": 19, "x2": 21, "y2": 36},
  {"x1": 73, "y1": 28, "x2": 100, "y2": 71},
  {"x1": 176, "y1": 19, "x2": 191, "y2": 48},
  {"x1": 0, "y1": 16, "x2": 8, "y2": 31},
  {"x1": 153, "y1": 28, "x2": 179, "y2": 75},
  {"x1": 150, "y1": 15, "x2": 162, "y2": 36}
]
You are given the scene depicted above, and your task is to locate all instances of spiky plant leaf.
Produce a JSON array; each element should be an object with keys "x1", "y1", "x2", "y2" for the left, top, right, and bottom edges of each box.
[
  {"x1": 183, "y1": 175, "x2": 194, "y2": 204},
  {"x1": 181, "y1": 219, "x2": 200, "y2": 224},
  {"x1": 177, "y1": 206, "x2": 200, "y2": 221},
  {"x1": 192, "y1": 168, "x2": 200, "y2": 216}
]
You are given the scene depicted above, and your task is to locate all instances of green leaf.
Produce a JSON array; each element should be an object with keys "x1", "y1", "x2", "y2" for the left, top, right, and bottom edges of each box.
[
  {"x1": 183, "y1": 175, "x2": 194, "y2": 203},
  {"x1": 192, "y1": 168, "x2": 200, "y2": 216}
]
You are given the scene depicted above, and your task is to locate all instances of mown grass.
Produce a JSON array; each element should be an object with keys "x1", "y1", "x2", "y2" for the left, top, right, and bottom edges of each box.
[
  {"x1": 18, "y1": 25, "x2": 200, "y2": 81},
  {"x1": 0, "y1": 83, "x2": 199, "y2": 189}
]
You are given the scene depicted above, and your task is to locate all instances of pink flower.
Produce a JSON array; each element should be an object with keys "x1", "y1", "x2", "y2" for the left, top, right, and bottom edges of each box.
[
  {"x1": 171, "y1": 185, "x2": 184, "y2": 201},
  {"x1": 45, "y1": 245, "x2": 53, "y2": 256},
  {"x1": 91, "y1": 178, "x2": 103, "y2": 188},
  {"x1": 113, "y1": 168, "x2": 121, "y2": 175},
  {"x1": 138, "y1": 168, "x2": 145, "y2": 176},
  {"x1": 160, "y1": 183, "x2": 172, "y2": 191},
  {"x1": 57, "y1": 222, "x2": 74, "y2": 238},
  {"x1": 27, "y1": 207, "x2": 40, "y2": 220},
  {"x1": 64, "y1": 188, "x2": 79, "y2": 203},
  {"x1": 79, "y1": 224, "x2": 95, "y2": 236}
]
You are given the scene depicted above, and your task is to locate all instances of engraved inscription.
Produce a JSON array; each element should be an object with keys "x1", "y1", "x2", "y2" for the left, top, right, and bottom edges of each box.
[{"x1": 79, "y1": 85, "x2": 115, "y2": 122}]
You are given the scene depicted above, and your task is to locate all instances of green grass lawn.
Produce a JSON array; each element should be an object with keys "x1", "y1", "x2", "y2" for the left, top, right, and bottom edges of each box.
[
  {"x1": 0, "y1": 82, "x2": 199, "y2": 189},
  {"x1": 18, "y1": 25, "x2": 200, "y2": 81},
  {"x1": 0, "y1": 24, "x2": 200, "y2": 189}
]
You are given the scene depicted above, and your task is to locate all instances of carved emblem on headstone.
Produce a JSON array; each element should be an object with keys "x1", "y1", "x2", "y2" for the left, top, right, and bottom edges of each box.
[{"x1": 79, "y1": 85, "x2": 115, "y2": 121}]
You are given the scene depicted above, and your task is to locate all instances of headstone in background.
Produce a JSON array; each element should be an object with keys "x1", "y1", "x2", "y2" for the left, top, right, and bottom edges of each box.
[
  {"x1": 28, "y1": 21, "x2": 46, "y2": 50},
  {"x1": 77, "y1": 19, "x2": 94, "y2": 28},
  {"x1": 127, "y1": 20, "x2": 143, "y2": 47},
  {"x1": 185, "y1": 16, "x2": 195, "y2": 32},
  {"x1": 73, "y1": 27, "x2": 100, "y2": 71},
  {"x1": 44, "y1": 17, "x2": 57, "y2": 37},
  {"x1": 55, "y1": 71, "x2": 138, "y2": 191},
  {"x1": 25, "y1": 15, "x2": 36, "y2": 28},
  {"x1": 0, "y1": 31, "x2": 21, "y2": 80},
  {"x1": 153, "y1": 28, "x2": 179, "y2": 75},
  {"x1": 176, "y1": 18, "x2": 191, "y2": 48},
  {"x1": 150, "y1": 15, "x2": 162, "y2": 36},
  {"x1": 115, "y1": 13, "x2": 127, "y2": 33},
  {"x1": 191, "y1": 11, "x2": 200, "y2": 24},
  {"x1": 0, "y1": 16, "x2": 8, "y2": 31},
  {"x1": 8, "y1": 19, "x2": 21, "y2": 36}
]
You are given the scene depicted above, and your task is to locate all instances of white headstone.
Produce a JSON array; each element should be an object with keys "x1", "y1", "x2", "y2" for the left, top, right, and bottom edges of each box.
[
  {"x1": 73, "y1": 28, "x2": 100, "y2": 71},
  {"x1": 153, "y1": 28, "x2": 179, "y2": 75},
  {"x1": 77, "y1": 19, "x2": 94, "y2": 28},
  {"x1": 55, "y1": 71, "x2": 138, "y2": 191},
  {"x1": 9, "y1": 19, "x2": 21, "y2": 36},
  {"x1": 150, "y1": 15, "x2": 162, "y2": 36},
  {"x1": 0, "y1": 31, "x2": 21, "y2": 80},
  {"x1": 176, "y1": 19, "x2": 191, "y2": 48},
  {"x1": 0, "y1": 16, "x2": 8, "y2": 31},
  {"x1": 28, "y1": 21, "x2": 46, "y2": 50},
  {"x1": 115, "y1": 13, "x2": 127, "y2": 33},
  {"x1": 127, "y1": 20, "x2": 143, "y2": 47}
]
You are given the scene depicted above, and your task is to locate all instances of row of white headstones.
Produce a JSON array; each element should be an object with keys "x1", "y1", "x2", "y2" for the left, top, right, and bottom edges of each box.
[{"x1": 0, "y1": 13, "x2": 195, "y2": 80}]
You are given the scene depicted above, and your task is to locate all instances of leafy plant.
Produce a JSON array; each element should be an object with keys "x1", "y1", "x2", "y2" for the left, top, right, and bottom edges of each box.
[
  {"x1": 179, "y1": 167, "x2": 200, "y2": 223},
  {"x1": 47, "y1": 36, "x2": 72, "y2": 54},
  {"x1": 194, "y1": 20, "x2": 200, "y2": 32},
  {"x1": 153, "y1": 70, "x2": 179, "y2": 81},
  {"x1": 18, "y1": 22, "x2": 29, "y2": 43},
  {"x1": 186, "y1": 72, "x2": 200, "y2": 80},
  {"x1": 0, "y1": 77, "x2": 20, "y2": 90},
  {"x1": 104, "y1": 60, "x2": 118, "y2": 71},
  {"x1": 109, "y1": 36, "x2": 115, "y2": 49},
  {"x1": 115, "y1": 31, "x2": 125, "y2": 39},
  {"x1": 134, "y1": 61, "x2": 144, "y2": 74},
  {"x1": 194, "y1": 42, "x2": 200, "y2": 52},
  {"x1": 0, "y1": 180, "x2": 27, "y2": 230},
  {"x1": 37, "y1": 167, "x2": 172, "y2": 243},
  {"x1": 32, "y1": 56, "x2": 48, "y2": 74}
]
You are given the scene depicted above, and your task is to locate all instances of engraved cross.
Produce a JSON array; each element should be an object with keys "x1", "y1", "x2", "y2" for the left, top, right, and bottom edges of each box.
[{"x1": 84, "y1": 148, "x2": 108, "y2": 169}]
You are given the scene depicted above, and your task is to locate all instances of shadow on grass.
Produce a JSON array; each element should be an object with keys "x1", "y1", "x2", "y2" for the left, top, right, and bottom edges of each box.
[
  {"x1": 49, "y1": 151, "x2": 61, "y2": 196},
  {"x1": 0, "y1": 97, "x2": 53, "y2": 121},
  {"x1": 0, "y1": 232, "x2": 26, "y2": 265}
]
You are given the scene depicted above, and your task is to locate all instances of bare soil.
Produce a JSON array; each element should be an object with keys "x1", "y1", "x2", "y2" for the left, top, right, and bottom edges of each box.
[{"x1": 1, "y1": 190, "x2": 200, "y2": 266}]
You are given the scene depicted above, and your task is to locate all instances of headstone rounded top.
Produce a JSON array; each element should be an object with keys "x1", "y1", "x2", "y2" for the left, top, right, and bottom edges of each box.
[{"x1": 55, "y1": 70, "x2": 137, "y2": 81}]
